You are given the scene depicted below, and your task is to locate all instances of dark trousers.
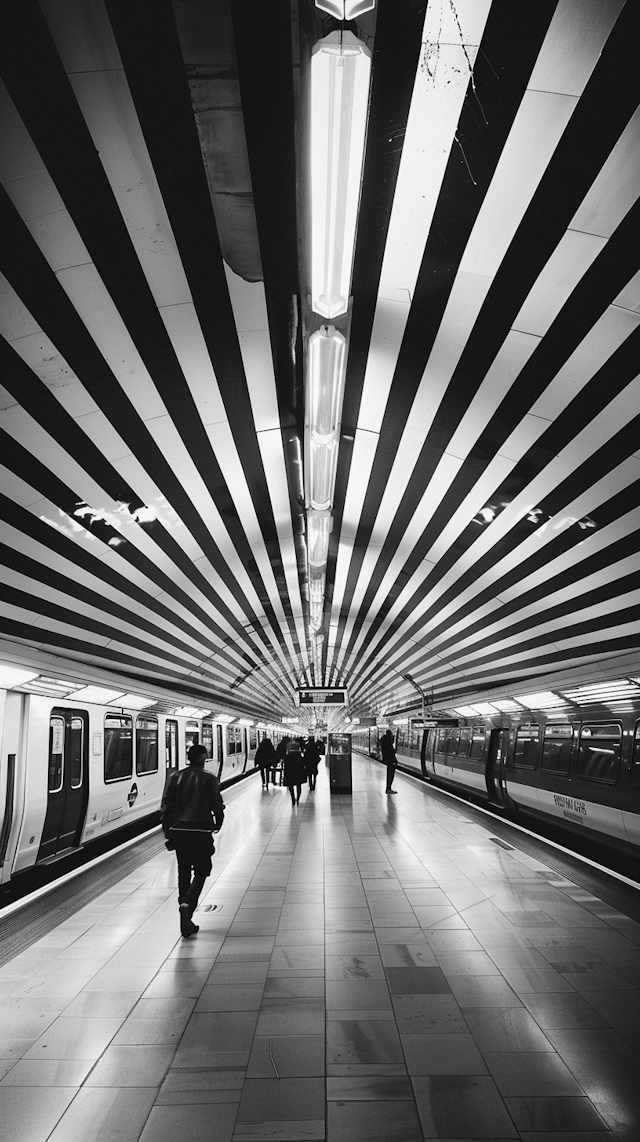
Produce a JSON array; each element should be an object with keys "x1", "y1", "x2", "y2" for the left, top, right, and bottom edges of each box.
[
  {"x1": 289, "y1": 783, "x2": 302, "y2": 804},
  {"x1": 259, "y1": 764, "x2": 270, "y2": 786},
  {"x1": 308, "y1": 773, "x2": 316, "y2": 790},
  {"x1": 173, "y1": 832, "x2": 214, "y2": 914},
  {"x1": 385, "y1": 764, "x2": 396, "y2": 792}
]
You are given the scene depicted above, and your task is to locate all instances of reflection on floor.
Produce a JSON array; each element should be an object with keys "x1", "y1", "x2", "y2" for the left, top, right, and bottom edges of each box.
[{"x1": 1, "y1": 754, "x2": 639, "y2": 1141}]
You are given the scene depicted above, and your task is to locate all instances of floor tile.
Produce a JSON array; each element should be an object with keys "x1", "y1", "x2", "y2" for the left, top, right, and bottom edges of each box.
[
  {"x1": 392, "y1": 994, "x2": 467, "y2": 1035},
  {"x1": 0, "y1": 1087, "x2": 77, "y2": 1142},
  {"x1": 326, "y1": 1018, "x2": 404, "y2": 1067},
  {"x1": 138, "y1": 1102, "x2": 237, "y2": 1142},
  {"x1": 504, "y1": 1094, "x2": 610, "y2": 1132},
  {"x1": 46, "y1": 1087, "x2": 158, "y2": 1142},
  {"x1": 0, "y1": 1059, "x2": 93, "y2": 1085},
  {"x1": 464, "y1": 1007, "x2": 555, "y2": 1051},
  {"x1": 483, "y1": 1051, "x2": 585, "y2": 1096},
  {"x1": 412, "y1": 1075, "x2": 519, "y2": 1138},
  {"x1": 246, "y1": 1035, "x2": 325, "y2": 1078},
  {"x1": 327, "y1": 1097, "x2": 422, "y2": 1141},
  {"x1": 402, "y1": 1033, "x2": 488, "y2": 1075},
  {"x1": 385, "y1": 967, "x2": 452, "y2": 995},
  {"x1": 85, "y1": 1044, "x2": 177, "y2": 1086}
]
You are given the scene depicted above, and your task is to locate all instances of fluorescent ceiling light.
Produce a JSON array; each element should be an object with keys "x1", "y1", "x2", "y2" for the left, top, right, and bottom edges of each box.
[
  {"x1": 562, "y1": 679, "x2": 640, "y2": 705},
  {"x1": 309, "y1": 437, "x2": 339, "y2": 512},
  {"x1": 454, "y1": 705, "x2": 480, "y2": 717},
  {"x1": 216, "y1": 714, "x2": 235, "y2": 724},
  {"x1": 174, "y1": 705, "x2": 211, "y2": 718},
  {"x1": 316, "y1": 1, "x2": 375, "y2": 18},
  {"x1": 491, "y1": 699, "x2": 523, "y2": 712},
  {"x1": 236, "y1": 719, "x2": 253, "y2": 726},
  {"x1": 0, "y1": 666, "x2": 43, "y2": 689},
  {"x1": 66, "y1": 686, "x2": 127, "y2": 705},
  {"x1": 473, "y1": 702, "x2": 498, "y2": 715},
  {"x1": 308, "y1": 511, "x2": 331, "y2": 566},
  {"x1": 17, "y1": 675, "x2": 85, "y2": 696},
  {"x1": 311, "y1": 32, "x2": 371, "y2": 319},
  {"x1": 117, "y1": 694, "x2": 156, "y2": 709},
  {"x1": 308, "y1": 326, "x2": 346, "y2": 439},
  {"x1": 518, "y1": 691, "x2": 566, "y2": 710}
]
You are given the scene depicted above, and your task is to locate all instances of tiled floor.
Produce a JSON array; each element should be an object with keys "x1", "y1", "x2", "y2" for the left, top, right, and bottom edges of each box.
[{"x1": 1, "y1": 754, "x2": 640, "y2": 1141}]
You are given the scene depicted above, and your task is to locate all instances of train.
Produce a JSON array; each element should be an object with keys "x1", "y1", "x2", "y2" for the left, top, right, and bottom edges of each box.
[
  {"x1": 351, "y1": 700, "x2": 640, "y2": 865},
  {"x1": 0, "y1": 669, "x2": 273, "y2": 891}
]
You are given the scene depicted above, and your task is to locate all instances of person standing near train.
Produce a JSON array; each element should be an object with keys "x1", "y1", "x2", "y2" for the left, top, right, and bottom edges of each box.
[
  {"x1": 161, "y1": 743, "x2": 225, "y2": 937},
  {"x1": 255, "y1": 735, "x2": 277, "y2": 788},
  {"x1": 381, "y1": 729, "x2": 398, "y2": 794},
  {"x1": 304, "y1": 735, "x2": 320, "y2": 791}
]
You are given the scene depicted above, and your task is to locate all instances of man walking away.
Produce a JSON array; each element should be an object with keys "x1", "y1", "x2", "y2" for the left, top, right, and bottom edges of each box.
[
  {"x1": 161, "y1": 744, "x2": 225, "y2": 937},
  {"x1": 381, "y1": 729, "x2": 398, "y2": 794},
  {"x1": 304, "y1": 735, "x2": 320, "y2": 791},
  {"x1": 255, "y1": 735, "x2": 277, "y2": 787}
]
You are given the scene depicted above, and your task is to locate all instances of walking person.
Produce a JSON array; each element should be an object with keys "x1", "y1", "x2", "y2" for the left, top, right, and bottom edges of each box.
[
  {"x1": 304, "y1": 735, "x2": 320, "y2": 791},
  {"x1": 381, "y1": 729, "x2": 398, "y2": 794},
  {"x1": 255, "y1": 736, "x2": 277, "y2": 787},
  {"x1": 161, "y1": 744, "x2": 225, "y2": 937},
  {"x1": 283, "y1": 738, "x2": 307, "y2": 805}
]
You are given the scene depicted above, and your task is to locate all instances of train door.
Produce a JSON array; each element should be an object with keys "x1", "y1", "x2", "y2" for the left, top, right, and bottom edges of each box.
[
  {"x1": 165, "y1": 719, "x2": 179, "y2": 771},
  {"x1": 185, "y1": 720, "x2": 199, "y2": 753},
  {"x1": 485, "y1": 727, "x2": 510, "y2": 806},
  {"x1": 37, "y1": 708, "x2": 89, "y2": 862}
]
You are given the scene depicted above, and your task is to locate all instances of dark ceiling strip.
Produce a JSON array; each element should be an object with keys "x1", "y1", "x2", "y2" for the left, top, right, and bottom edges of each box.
[
  {"x1": 410, "y1": 532, "x2": 640, "y2": 669},
  {"x1": 0, "y1": 190, "x2": 266, "y2": 649},
  {"x1": 0, "y1": 428, "x2": 257, "y2": 657},
  {"x1": 0, "y1": 3, "x2": 289, "y2": 660},
  {"x1": 396, "y1": 477, "x2": 640, "y2": 667},
  {"x1": 322, "y1": 0, "x2": 427, "y2": 644},
  {"x1": 330, "y1": 0, "x2": 560, "y2": 660},
  {"x1": 338, "y1": 110, "x2": 640, "y2": 667},
  {"x1": 376, "y1": 315, "x2": 640, "y2": 640},
  {"x1": 102, "y1": 0, "x2": 301, "y2": 657},
  {"x1": 0, "y1": 543, "x2": 236, "y2": 680},
  {"x1": 0, "y1": 493, "x2": 240, "y2": 663}
]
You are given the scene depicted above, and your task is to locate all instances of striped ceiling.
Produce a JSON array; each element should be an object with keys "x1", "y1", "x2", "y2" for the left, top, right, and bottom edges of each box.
[{"x1": 1, "y1": 0, "x2": 639, "y2": 725}]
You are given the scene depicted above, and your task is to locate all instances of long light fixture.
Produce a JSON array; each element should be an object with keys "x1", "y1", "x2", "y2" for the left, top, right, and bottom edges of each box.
[
  {"x1": 310, "y1": 31, "x2": 371, "y2": 319},
  {"x1": 315, "y1": 1, "x2": 375, "y2": 19}
]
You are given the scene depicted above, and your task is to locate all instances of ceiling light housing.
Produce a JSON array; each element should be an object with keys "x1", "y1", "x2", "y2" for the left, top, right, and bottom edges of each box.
[{"x1": 310, "y1": 32, "x2": 371, "y2": 319}]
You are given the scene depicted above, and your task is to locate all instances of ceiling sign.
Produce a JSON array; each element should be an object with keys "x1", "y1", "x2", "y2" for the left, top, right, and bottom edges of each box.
[{"x1": 297, "y1": 688, "x2": 348, "y2": 706}]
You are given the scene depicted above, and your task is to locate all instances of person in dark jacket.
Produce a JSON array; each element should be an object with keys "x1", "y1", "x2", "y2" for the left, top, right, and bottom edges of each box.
[
  {"x1": 304, "y1": 736, "x2": 320, "y2": 791},
  {"x1": 381, "y1": 729, "x2": 398, "y2": 794},
  {"x1": 283, "y1": 738, "x2": 307, "y2": 805},
  {"x1": 161, "y1": 744, "x2": 225, "y2": 936},
  {"x1": 255, "y1": 736, "x2": 277, "y2": 787}
]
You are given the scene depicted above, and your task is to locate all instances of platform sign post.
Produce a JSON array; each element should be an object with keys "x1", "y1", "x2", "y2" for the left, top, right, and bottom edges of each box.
[{"x1": 328, "y1": 732, "x2": 352, "y2": 794}]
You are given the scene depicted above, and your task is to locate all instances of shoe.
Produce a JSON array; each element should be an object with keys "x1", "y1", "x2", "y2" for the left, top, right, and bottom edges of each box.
[
  {"x1": 187, "y1": 921, "x2": 199, "y2": 936},
  {"x1": 386, "y1": 790, "x2": 397, "y2": 794},
  {"x1": 179, "y1": 902, "x2": 192, "y2": 937}
]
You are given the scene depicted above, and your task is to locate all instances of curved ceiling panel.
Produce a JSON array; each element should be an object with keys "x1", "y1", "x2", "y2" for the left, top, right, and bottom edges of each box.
[{"x1": 0, "y1": 0, "x2": 639, "y2": 725}]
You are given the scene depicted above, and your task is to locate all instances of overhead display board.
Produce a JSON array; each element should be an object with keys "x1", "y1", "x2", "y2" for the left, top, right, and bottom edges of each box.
[{"x1": 297, "y1": 688, "x2": 348, "y2": 706}]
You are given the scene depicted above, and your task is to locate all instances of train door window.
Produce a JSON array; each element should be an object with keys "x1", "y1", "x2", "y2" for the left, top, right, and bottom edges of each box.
[
  {"x1": 49, "y1": 716, "x2": 65, "y2": 792},
  {"x1": 514, "y1": 724, "x2": 540, "y2": 768},
  {"x1": 201, "y1": 721, "x2": 214, "y2": 760},
  {"x1": 136, "y1": 716, "x2": 158, "y2": 774},
  {"x1": 631, "y1": 724, "x2": 640, "y2": 790},
  {"x1": 227, "y1": 726, "x2": 242, "y2": 754},
  {"x1": 185, "y1": 721, "x2": 199, "y2": 751},
  {"x1": 577, "y1": 724, "x2": 621, "y2": 784},
  {"x1": 445, "y1": 728, "x2": 460, "y2": 755},
  {"x1": 470, "y1": 728, "x2": 485, "y2": 762},
  {"x1": 104, "y1": 715, "x2": 133, "y2": 782},
  {"x1": 165, "y1": 719, "x2": 179, "y2": 770},
  {"x1": 216, "y1": 724, "x2": 223, "y2": 760},
  {"x1": 542, "y1": 724, "x2": 573, "y2": 775},
  {"x1": 249, "y1": 727, "x2": 257, "y2": 751},
  {"x1": 69, "y1": 717, "x2": 84, "y2": 788}
]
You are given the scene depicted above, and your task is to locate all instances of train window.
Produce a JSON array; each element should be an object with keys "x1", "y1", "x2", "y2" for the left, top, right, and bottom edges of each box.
[
  {"x1": 185, "y1": 721, "x2": 199, "y2": 751},
  {"x1": 104, "y1": 715, "x2": 133, "y2": 782},
  {"x1": 470, "y1": 729, "x2": 485, "y2": 761},
  {"x1": 541, "y1": 724, "x2": 573, "y2": 775},
  {"x1": 165, "y1": 719, "x2": 179, "y2": 770},
  {"x1": 249, "y1": 727, "x2": 257, "y2": 751},
  {"x1": 631, "y1": 724, "x2": 640, "y2": 790},
  {"x1": 444, "y1": 728, "x2": 460, "y2": 755},
  {"x1": 458, "y1": 728, "x2": 472, "y2": 758},
  {"x1": 201, "y1": 721, "x2": 214, "y2": 760},
  {"x1": 577, "y1": 724, "x2": 621, "y2": 784},
  {"x1": 136, "y1": 716, "x2": 158, "y2": 775},
  {"x1": 227, "y1": 726, "x2": 242, "y2": 754},
  {"x1": 48, "y1": 716, "x2": 65, "y2": 792},
  {"x1": 69, "y1": 717, "x2": 84, "y2": 788},
  {"x1": 514, "y1": 724, "x2": 540, "y2": 768}
]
